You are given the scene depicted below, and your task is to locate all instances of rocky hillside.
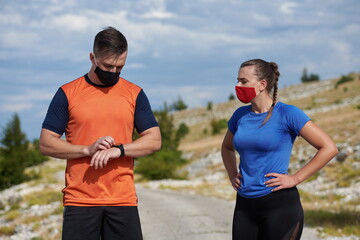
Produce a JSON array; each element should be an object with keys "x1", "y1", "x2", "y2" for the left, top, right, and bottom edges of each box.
[{"x1": 0, "y1": 73, "x2": 359, "y2": 239}]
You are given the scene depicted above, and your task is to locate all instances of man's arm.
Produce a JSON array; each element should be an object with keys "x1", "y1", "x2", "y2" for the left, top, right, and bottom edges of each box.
[
  {"x1": 123, "y1": 126, "x2": 161, "y2": 157},
  {"x1": 90, "y1": 126, "x2": 161, "y2": 169},
  {"x1": 39, "y1": 128, "x2": 115, "y2": 159}
]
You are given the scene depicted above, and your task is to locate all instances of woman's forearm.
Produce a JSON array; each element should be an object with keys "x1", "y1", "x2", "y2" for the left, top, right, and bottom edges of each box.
[{"x1": 293, "y1": 145, "x2": 338, "y2": 185}]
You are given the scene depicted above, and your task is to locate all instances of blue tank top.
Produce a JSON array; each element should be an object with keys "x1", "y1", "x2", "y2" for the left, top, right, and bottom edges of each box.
[{"x1": 228, "y1": 102, "x2": 310, "y2": 198}]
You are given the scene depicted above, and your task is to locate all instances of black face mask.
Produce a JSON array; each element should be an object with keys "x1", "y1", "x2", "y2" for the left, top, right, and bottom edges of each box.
[{"x1": 95, "y1": 66, "x2": 120, "y2": 85}]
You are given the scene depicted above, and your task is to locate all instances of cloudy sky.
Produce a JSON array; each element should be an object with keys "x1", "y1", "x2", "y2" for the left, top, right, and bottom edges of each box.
[{"x1": 0, "y1": 0, "x2": 359, "y2": 140}]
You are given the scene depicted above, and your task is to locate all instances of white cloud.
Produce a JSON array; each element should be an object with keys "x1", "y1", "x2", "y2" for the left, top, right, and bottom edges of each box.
[
  {"x1": 1, "y1": 31, "x2": 40, "y2": 48},
  {"x1": 50, "y1": 14, "x2": 91, "y2": 32},
  {"x1": 279, "y1": 2, "x2": 298, "y2": 15},
  {"x1": 0, "y1": 1, "x2": 295, "y2": 61},
  {"x1": 252, "y1": 14, "x2": 271, "y2": 25},
  {"x1": 1, "y1": 103, "x2": 34, "y2": 112},
  {"x1": 43, "y1": 0, "x2": 77, "y2": 16},
  {"x1": 126, "y1": 63, "x2": 145, "y2": 69},
  {"x1": 315, "y1": 11, "x2": 325, "y2": 17},
  {"x1": 343, "y1": 24, "x2": 360, "y2": 34},
  {"x1": 331, "y1": 41, "x2": 351, "y2": 54},
  {"x1": 140, "y1": 9, "x2": 176, "y2": 19},
  {"x1": 0, "y1": 13, "x2": 23, "y2": 25},
  {"x1": 34, "y1": 8, "x2": 256, "y2": 58},
  {"x1": 0, "y1": 89, "x2": 54, "y2": 113},
  {"x1": 6, "y1": 89, "x2": 54, "y2": 102},
  {"x1": 330, "y1": 41, "x2": 352, "y2": 65}
]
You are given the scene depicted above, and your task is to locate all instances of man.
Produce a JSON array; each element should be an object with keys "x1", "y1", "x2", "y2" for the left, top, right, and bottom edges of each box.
[{"x1": 40, "y1": 26, "x2": 161, "y2": 240}]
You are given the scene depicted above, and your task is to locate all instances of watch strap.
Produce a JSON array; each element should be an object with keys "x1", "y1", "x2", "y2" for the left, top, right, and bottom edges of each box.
[{"x1": 114, "y1": 144, "x2": 125, "y2": 157}]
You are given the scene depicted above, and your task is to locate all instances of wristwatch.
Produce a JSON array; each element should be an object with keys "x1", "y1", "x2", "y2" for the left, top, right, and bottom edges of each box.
[{"x1": 113, "y1": 144, "x2": 125, "y2": 157}]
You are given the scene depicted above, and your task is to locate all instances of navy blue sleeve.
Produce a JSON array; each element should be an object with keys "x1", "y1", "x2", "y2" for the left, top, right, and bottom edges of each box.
[
  {"x1": 42, "y1": 88, "x2": 69, "y2": 136},
  {"x1": 134, "y1": 89, "x2": 159, "y2": 134}
]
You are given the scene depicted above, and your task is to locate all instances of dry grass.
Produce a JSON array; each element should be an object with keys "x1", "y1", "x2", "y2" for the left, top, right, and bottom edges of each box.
[
  {"x1": 179, "y1": 133, "x2": 224, "y2": 155},
  {"x1": 311, "y1": 107, "x2": 360, "y2": 145},
  {"x1": 286, "y1": 76, "x2": 359, "y2": 110}
]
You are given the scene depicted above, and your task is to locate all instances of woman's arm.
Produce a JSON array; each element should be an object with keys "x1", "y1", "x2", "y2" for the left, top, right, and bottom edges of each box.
[
  {"x1": 221, "y1": 130, "x2": 241, "y2": 191},
  {"x1": 265, "y1": 121, "x2": 338, "y2": 191}
]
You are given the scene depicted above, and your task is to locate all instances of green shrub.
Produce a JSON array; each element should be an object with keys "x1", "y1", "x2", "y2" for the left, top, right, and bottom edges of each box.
[
  {"x1": 305, "y1": 210, "x2": 360, "y2": 236},
  {"x1": 25, "y1": 139, "x2": 48, "y2": 167},
  {"x1": 23, "y1": 190, "x2": 62, "y2": 206},
  {"x1": 301, "y1": 68, "x2": 320, "y2": 83},
  {"x1": 335, "y1": 75, "x2": 354, "y2": 88},
  {"x1": 0, "y1": 226, "x2": 15, "y2": 236},
  {"x1": 171, "y1": 97, "x2": 187, "y2": 111},
  {"x1": 135, "y1": 150, "x2": 187, "y2": 180},
  {"x1": 228, "y1": 93, "x2": 235, "y2": 101},
  {"x1": 210, "y1": 118, "x2": 228, "y2": 135},
  {"x1": 176, "y1": 123, "x2": 189, "y2": 143},
  {"x1": 0, "y1": 152, "x2": 29, "y2": 190},
  {"x1": 207, "y1": 101, "x2": 213, "y2": 111},
  {"x1": 4, "y1": 210, "x2": 21, "y2": 221},
  {"x1": 135, "y1": 103, "x2": 189, "y2": 180},
  {"x1": 0, "y1": 114, "x2": 48, "y2": 190},
  {"x1": 203, "y1": 128, "x2": 208, "y2": 135},
  {"x1": 333, "y1": 99, "x2": 342, "y2": 105}
]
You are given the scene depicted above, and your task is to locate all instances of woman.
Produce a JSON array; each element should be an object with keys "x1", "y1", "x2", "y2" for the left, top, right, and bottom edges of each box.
[{"x1": 221, "y1": 59, "x2": 338, "y2": 240}]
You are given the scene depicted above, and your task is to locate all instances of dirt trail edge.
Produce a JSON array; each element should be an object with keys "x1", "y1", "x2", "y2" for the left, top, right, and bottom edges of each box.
[{"x1": 136, "y1": 186, "x2": 321, "y2": 240}]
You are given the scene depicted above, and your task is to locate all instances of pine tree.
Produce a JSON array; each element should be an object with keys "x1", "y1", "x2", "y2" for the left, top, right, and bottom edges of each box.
[
  {"x1": 1, "y1": 113, "x2": 27, "y2": 154},
  {"x1": 301, "y1": 68, "x2": 320, "y2": 83},
  {"x1": 171, "y1": 97, "x2": 187, "y2": 111},
  {"x1": 0, "y1": 113, "x2": 48, "y2": 190},
  {"x1": 0, "y1": 113, "x2": 28, "y2": 189}
]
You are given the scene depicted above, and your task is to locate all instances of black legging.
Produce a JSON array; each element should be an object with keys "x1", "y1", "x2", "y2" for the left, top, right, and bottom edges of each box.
[{"x1": 233, "y1": 187, "x2": 303, "y2": 240}]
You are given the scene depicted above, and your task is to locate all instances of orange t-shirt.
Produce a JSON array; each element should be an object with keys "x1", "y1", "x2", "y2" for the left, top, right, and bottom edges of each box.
[{"x1": 43, "y1": 75, "x2": 158, "y2": 206}]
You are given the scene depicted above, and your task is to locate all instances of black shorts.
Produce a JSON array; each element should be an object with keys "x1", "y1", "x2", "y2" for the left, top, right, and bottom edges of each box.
[
  {"x1": 233, "y1": 187, "x2": 303, "y2": 240},
  {"x1": 62, "y1": 206, "x2": 143, "y2": 240}
]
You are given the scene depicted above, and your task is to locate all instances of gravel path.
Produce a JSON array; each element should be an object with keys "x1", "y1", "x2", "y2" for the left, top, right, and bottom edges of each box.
[{"x1": 137, "y1": 186, "x2": 322, "y2": 240}]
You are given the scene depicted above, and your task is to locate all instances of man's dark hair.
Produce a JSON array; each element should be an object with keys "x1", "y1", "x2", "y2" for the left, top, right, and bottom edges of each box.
[{"x1": 93, "y1": 26, "x2": 128, "y2": 59}]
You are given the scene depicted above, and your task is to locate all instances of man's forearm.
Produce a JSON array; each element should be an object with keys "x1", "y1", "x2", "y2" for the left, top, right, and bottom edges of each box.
[
  {"x1": 122, "y1": 127, "x2": 161, "y2": 158},
  {"x1": 39, "y1": 129, "x2": 116, "y2": 160},
  {"x1": 40, "y1": 132, "x2": 90, "y2": 160}
]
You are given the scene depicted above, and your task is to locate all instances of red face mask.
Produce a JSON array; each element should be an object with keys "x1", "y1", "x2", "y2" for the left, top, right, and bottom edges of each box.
[{"x1": 235, "y1": 86, "x2": 257, "y2": 103}]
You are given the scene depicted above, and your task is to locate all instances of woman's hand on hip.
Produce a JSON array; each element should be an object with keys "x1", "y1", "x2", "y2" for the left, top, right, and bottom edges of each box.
[
  {"x1": 264, "y1": 173, "x2": 298, "y2": 192},
  {"x1": 230, "y1": 173, "x2": 242, "y2": 191}
]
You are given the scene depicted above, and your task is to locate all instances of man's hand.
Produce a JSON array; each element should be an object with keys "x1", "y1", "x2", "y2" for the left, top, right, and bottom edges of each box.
[
  {"x1": 87, "y1": 136, "x2": 115, "y2": 156},
  {"x1": 90, "y1": 147, "x2": 121, "y2": 169}
]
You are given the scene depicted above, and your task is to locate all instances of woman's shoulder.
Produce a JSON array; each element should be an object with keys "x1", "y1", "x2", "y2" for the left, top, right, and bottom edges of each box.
[
  {"x1": 276, "y1": 102, "x2": 309, "y2": 122},
  {"x1": 276, "y1": 102, "x2": 311, "y2": 134},
  {"x1": 276, "y1": 102, "x2": 303, "y2": 112},
  {"x1": 229, "y1": 105, "x2": 252, "y2": 123},
  {"x1": 232, "y1": 104, "x2": 252, "y2": 116},
  {"x1": 228, "y1": 105, "x2": 252, "y2": 134}
]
